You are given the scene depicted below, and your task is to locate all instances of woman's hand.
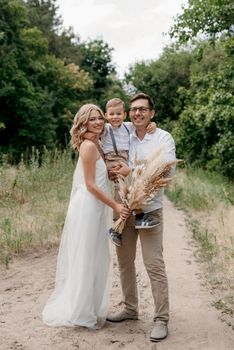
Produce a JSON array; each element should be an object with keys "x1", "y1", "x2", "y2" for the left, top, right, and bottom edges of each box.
[{"x1": 114, "y1": 203, "x2": 131, "y2": 220}]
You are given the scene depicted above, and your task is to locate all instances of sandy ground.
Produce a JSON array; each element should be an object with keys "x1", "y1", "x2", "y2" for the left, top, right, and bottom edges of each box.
[{"x1": 0, "y1": 197, "x2": 233, "y2": 350}]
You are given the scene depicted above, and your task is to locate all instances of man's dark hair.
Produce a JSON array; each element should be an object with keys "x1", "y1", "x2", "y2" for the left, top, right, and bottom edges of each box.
[{"x1": 130, "y1": 93, "x2": 154, "y2": 110}]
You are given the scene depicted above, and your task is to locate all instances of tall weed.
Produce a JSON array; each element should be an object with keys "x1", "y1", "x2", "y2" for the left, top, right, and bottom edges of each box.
[
  {"x1": 166, "y1": 167, "x2": 234, "y2": 327},
  {"x1": 0, "y1": 148, "x2": 76, "y2": 267},
  {"x1": 166, "y1": 167, "x2": 234, "y2": 210}
]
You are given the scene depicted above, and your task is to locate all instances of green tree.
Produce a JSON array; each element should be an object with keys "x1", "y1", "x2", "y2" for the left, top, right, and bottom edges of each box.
[
  {"x1": 174, "y1": 39, "x2": 234, "y2": 179},
  {"x1": 0, "y1": 0, "x2": 127, "y2": 161},
  {"x1": 168, "y1": 0, "x2": 234, "y2": 179},
  {"x1": 125, "y1": 47, "x2": 193, "y2": 129},
  {"x1": 170, "y1": 0, "x2": 234, "y2": 44},
  {"x1": 25, "y1": 0, "x2": 84, "y2": 65},
  {"x1": 100, "y1": 76, "x2": 129, "y2": 111},
  {"x1": 79, "y1": 39, "x2": 116, "y2": 105},
  {"x1": 0, "y1": 0, "x2": 92, "y2": 160},
  {"x1": 25, "y1": 1, "x2": 120, "y2": 108},
  {"x1": 25, "y1": 0, "x2": 62, "y2": 47}
]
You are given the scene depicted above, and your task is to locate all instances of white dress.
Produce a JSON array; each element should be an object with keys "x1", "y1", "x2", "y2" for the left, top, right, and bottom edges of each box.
[{"x1": 42, "y1": 157, "x2": 112, "y2": 329}]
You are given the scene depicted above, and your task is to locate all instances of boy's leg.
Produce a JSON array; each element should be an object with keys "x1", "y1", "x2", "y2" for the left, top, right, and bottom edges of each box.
[
  {"x1": 135, "y1": 212, "x2": 144, "y2": 220},
  {"x1": 108, "y1": 227, "x2": 122, "y2": 247}
]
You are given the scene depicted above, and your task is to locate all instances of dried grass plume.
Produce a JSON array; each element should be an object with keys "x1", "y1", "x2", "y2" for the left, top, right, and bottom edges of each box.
[{"x1": 112, "y1": 144, "x2": 181, "y2": 234}]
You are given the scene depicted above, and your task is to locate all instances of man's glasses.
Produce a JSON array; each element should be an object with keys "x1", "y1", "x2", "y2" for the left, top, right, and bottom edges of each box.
[{"x1": 129, "y1": 107, "x2": 151, "y2": 114}]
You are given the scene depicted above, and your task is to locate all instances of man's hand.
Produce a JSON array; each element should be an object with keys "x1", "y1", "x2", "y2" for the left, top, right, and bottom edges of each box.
[
  {"x1": 108, "y1": 162, "x2": 131, "y2": 181},
  {"x1": 116, "y1": 162, "x2": 131, "y2": 177}
]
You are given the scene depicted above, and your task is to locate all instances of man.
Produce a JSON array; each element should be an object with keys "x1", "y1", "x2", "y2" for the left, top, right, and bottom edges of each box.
[{"x1": 107, "y1": 93, "x2": 176, "y2": 342}]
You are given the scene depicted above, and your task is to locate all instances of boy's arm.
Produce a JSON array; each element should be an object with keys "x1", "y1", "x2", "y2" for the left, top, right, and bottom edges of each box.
[
  {"x1": 146, "y1": 121, "x2": 157, "y2": 134},
  {"x1": 84, "y1": 124, "x2": 108, "y2": 142},
  {"x1": 124, "y1": 121, "x2": 156, "y2": 134},
  {"x1": 83, "y1": 131, "x2": 97, "y2": 142}
]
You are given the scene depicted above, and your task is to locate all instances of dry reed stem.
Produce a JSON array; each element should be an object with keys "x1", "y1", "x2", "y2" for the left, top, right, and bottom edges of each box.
[{"x1": 113, "y1": 145, "x2": 181, "y2": 234}]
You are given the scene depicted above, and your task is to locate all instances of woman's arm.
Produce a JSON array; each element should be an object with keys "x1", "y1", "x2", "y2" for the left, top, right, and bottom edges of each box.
[{"x1": 80, "y1": 141, "x2": 130, "y2": 219}]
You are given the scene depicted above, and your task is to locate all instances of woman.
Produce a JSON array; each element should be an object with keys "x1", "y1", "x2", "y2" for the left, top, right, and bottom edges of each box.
[{"x1": 42, "y1": 104, "x2": 129, "y2": 329}]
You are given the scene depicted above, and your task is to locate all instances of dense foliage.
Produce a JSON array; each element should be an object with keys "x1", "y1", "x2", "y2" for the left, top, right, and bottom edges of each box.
[
  {"x1": 0, "y1": 0, "x2": 233, "y2": 179},
  {"x1": 125, "y1": 47, "x2": 193, "y2": 129},
  {"x1": 0, "y1": 0, "x2": 127, "y2": 161},
  {"x1": 174, "y1": 39, "x2": 234, "y2": 178},
  {"x1": 170, "y1": 0, "x2": 234, "y2": 179},
  {"x1": 125, "y1": 0, "x2": 234, "y2": 179},
  {"x1": 169, "y1": 0, "x2": 234, "y2": 43}
]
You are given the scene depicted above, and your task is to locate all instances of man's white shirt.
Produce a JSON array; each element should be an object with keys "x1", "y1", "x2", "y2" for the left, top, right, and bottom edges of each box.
[{"x1": 129, "y1": 128, "x2": 176, "y2": 212}]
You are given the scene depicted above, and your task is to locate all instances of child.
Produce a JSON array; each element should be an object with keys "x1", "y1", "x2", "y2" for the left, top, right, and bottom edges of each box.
[{"x1": 103, "y1": 98, "x2": 160, "y2": 247}]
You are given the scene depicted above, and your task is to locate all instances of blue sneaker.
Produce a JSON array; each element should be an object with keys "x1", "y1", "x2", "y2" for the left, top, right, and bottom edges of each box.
[
  {"x1": 108, "y1": 228, "x2": 122, "y2": 247},
  {"x1": 135, "y1": 214, "x2": 160, "y2": 229}
]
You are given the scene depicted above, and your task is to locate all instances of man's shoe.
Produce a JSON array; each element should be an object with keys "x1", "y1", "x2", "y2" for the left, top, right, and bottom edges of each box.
[
  {"x1": 150, "y1": 321, "x2": 168, "y2": 342},
  {"x1": 106, "y1": 309, "x2": 138, "y2": 322}
]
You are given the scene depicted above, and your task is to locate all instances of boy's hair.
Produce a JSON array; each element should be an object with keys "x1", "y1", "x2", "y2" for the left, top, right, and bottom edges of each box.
[
  {"x1": 130, "y1": 93, "x2": 154, "y2": 110},
  {"x1": 106, "y1": 98, "x2": 125, "y2": 110}
]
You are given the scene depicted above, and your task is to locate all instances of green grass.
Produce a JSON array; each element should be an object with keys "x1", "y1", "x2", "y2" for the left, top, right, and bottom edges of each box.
[
  {"x1": 166, "y1": 167, "x2": 234, "y2": 211},
  {"x1": 0, "y1": 148, "x2": 76, "y2": 268},
  {"x1": 188, "y1": 219, "x2": 218, "y2": 261},
  {"x1": 166, "y1": 166, "x2": 234, "y2": 327}
]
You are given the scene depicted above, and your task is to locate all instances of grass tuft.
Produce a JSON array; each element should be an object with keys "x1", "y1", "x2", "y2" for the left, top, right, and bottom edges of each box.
[
  {"x1": 166, "y1": 167, "x2": 234, "y2": 210},
  {"x1": 166, "y1": 166, "x2": 234, "y2": 327},
  {"x1": 0, "y1": 148, "x2": 76, "y2": 268}
]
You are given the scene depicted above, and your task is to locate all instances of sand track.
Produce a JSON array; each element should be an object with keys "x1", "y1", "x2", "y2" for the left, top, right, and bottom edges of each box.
[{"x1": 1, "y1": 198, "x2": 233, "y2": 350}]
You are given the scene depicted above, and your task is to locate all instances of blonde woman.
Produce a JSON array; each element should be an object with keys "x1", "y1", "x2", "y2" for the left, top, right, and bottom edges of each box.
[{"x1": 42, "y1": 104, "x2": 130, "y2": 330}]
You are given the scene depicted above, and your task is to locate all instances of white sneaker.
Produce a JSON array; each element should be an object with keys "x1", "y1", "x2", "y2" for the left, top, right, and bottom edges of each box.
[{"x1": 150, "y1": 321, "x2": 168, "y2": 342}]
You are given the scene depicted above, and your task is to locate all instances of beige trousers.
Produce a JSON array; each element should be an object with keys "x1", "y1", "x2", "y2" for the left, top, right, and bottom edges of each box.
[{"x1": 116, "y1": 208, "x2": 169, "y2": 323}]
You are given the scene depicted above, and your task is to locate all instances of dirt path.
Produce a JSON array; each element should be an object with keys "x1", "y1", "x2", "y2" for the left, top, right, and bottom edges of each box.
[{"x1": 1, "y1": 198, "x2": 233, "y2": 350}]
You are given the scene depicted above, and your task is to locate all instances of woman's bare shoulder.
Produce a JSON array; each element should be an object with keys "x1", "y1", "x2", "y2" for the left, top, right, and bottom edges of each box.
[{"x1": 80, "y1": 140, "x2": 96, "y2": 157}]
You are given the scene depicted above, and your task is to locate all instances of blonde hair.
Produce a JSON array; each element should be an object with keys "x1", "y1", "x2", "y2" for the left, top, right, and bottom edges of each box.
[
  {"x1": 106, "y1": 98, "x2": 125, "y2": 110},
  {"x1": 70, "y1": 104, "x2": 105, "y2": 151}
]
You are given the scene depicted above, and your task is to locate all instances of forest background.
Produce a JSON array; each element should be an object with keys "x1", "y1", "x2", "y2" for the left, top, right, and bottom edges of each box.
[{"x1": 0, "y1": 0, "x2": 233, "y2": 179}]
